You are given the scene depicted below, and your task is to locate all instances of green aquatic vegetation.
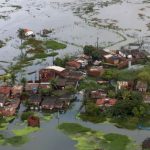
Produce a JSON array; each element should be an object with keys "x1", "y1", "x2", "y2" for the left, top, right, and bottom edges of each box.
[
  {"x1": 58, "y1": 123, "x2": 137, "y2": 150},
  {"x1": 0, "y1": 116, "x2": 16, "y2": 131},
  {"x1": 42, "y1": 114, "x2": 52, "y2": 121},
  {"x1": 0, "y1": 123, "x2": 8, "y2": 131},
  {"x1": 5, "y1": 136, "x2": 28, "y2": 146},
  {"x1": 58, "y1": 123, "x2": 92, "y2": 134},
  {"x1": 12, "y1": 127, "x2": 40, "y2": 136},
  {"x1": 20, "y1": 38, "x2": 67, "y2": 51},
  {"x1": 21, "y1": 111, "x2": 34, "y2": 121},
  {"x1": 0, "y1": 135, "x2": 28, "y2": 146},
  {"x1": 44, "y1": 40, "x2": 67, "y2": 50}
]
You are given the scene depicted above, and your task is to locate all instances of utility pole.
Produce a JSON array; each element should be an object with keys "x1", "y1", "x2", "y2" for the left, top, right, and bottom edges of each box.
[{"x1": 97, "y1": 37, "x2": 99, "y2": 50}]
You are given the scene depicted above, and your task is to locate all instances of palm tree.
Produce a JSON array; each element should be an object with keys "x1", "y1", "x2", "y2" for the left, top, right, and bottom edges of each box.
[
  {"x1": 10, "y1": 73, "x2": 17, "y2": 86},
  {"x1": 50, "y1": 78, "x2": 58, "y2": 90},
  {"x1": 21, "y1": 77, "x2": 27, "y2": 91}
]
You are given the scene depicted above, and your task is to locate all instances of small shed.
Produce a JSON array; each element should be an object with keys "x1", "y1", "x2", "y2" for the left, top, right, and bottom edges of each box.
[{"x1": 28, "y1": 116, "x2": 40, "y2": 127}]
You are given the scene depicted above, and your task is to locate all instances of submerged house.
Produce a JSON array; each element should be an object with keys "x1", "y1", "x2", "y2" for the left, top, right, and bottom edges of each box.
[
  {"x1": 23, "y1": 29, "x2": 35, "y2": 37},
  {"x1": 41, "y1": 96, "x2": 57, "y2": 110},
  {"x1": 28, "y1": 95, "x2": 42, "y2": 108},
  {"x1": 39, "y1": 66, "x2": 66, "y2": 82}
]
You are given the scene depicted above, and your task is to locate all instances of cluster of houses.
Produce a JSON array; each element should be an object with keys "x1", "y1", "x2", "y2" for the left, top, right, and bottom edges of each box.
[
  {"x1": 0, "y1": 37, "x2": 150, "y2": 117},
  {"x1": 102, "y1": 47, "x2": 147, "y2": 69},
  {"x1": 88, "y1": 79, "x2": 150, "y2": 108}
]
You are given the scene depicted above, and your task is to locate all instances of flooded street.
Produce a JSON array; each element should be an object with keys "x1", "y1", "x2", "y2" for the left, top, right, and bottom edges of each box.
[
  {"x1": 0, "y1": 92, "x2": 150, "y2": 150},
  {"x1": 0, "y1": 0, "x2": 150, "y2": 149}
]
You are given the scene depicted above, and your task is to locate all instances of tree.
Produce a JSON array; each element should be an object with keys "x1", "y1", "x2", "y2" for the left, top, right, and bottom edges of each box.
[
  {"x1": 10, "y1": 73, "x2": 17, "y2": 85},
  {"x1": 111, "y1": 91, "x2": 143, "y2": 118},
  {"x1": 83, "y1": 45, "x2": 96, "y2": 56},
  {"x1": 137, "y1": 71, "x2": 150, "y2": 83},
  {"x1": 102, "y1": 69, "x2": 119, "y2": 80},
  {"x1": 21, "y1": 77, "x2": 27, "y2": 91}
]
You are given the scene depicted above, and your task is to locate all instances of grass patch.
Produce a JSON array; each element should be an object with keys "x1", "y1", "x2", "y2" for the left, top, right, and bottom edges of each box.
[
  {"x1": 58, "y1": 123, "x2": 136, "y2": 150},
  {"x1": 12, "y1": 127, "x2": 40, "y2": 136}
]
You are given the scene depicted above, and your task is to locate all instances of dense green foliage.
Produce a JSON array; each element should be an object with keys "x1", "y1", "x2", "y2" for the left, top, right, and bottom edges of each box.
[{"x1": 21, "y1": 111, "x2": 34, "y2": 121}]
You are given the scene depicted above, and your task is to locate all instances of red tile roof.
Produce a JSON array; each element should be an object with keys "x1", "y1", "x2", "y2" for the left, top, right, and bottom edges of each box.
[
  {"x1": 66, "y1": 60, "x2": 81, "y2": 69},
  {"x1": 96, "y1": 98, "x2": 117, "y2": 107}
]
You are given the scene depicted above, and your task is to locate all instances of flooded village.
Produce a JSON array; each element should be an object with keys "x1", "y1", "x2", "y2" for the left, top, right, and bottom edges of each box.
[{"x1": 0, "y1": 0, "x2": 150, "y2": 150}]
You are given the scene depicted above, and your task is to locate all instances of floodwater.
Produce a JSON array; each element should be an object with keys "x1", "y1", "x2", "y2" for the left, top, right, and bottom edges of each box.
[
  {"x1": 0, "y1": 92, "x2": 150, "y2": 150},
  {"x1": 0, "y1": 0, "x2": 150, "y2": 149}
]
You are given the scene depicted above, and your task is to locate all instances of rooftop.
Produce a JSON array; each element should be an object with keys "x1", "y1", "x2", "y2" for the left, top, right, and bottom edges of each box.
[{"x1": 45, "y1": 66, "x2": 65, "y2": 72}]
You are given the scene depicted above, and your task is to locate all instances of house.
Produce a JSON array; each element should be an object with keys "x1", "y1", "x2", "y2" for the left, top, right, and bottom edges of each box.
[
  {"x1": 39, "y1": 66, "x2": 66, "y2": 82},
  {"x1": 117, "y1": 81, "x2": 128, "y2": 90},
  {"x1": 55, "y1": 78, "x2": 67, "y2": 90},
  {"x1": 104, "y1": 54, "x2": 120, "y2": 65},
  {"x1": 66, "y1": 60, "x2": 81, "y2": 70},
  {"x1": 88, "y1": 66, "x2": 104, "y2": 77},
  {"x1": 64, "y1": 71, "x2": 86, "y2": 81},
  {"x1": 117, "y1": 81, "x2": 134, "y2": 90},
  {"x1": 41, "y1": 96, "x2": 57, "y2": 110},
  {"x1": 0, "y1": 107, "x2": 16, "y2": 116},
  {"x1": 39, "y1": 83, "x2": 50, "y2": 90},
  {"x1": 28, "y1": 95, "x2": 42, "y2": 107},
  {"x1": 90, "y1": 89, "x2": 107, "y2": 99},
  {"x1": 76, "y1": 59, "x2": 88, "y2": 68},
  {"x1": 96, "y1": 98, "x2": 117, "y2": 107},
  {"x1": 136, "y1": 81, "x2": 148, "y2": 92},
  {"x1": 25, "y1": 83, "x2": 39, "y2": 93},
  {"x1": 28, "y1": 116, "x2": 40, "y2": 127},
  {"x1": 4, "y1": 98, "x2": 20, "y2": 109},
  {"x1": 23, "y1": 29, "x2": 35, "y2": 37}
]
